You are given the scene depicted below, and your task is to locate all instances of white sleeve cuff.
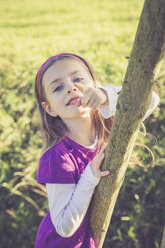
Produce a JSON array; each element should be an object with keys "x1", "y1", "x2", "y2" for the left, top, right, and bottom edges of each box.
[
  {"x1": 98, "y1": 84, "x2": 122, "y2": 119},
  {"x1": 83, "y1": 163, "x2": 100, "y2": 185},
  {"x1": 142, "y1": 91, "x2": 160, "y2": 120}
]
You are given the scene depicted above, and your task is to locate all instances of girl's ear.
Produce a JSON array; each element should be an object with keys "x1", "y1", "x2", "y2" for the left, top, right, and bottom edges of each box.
[{"x1": 41, "y1": 101, "x2": 58, "y2": 117}]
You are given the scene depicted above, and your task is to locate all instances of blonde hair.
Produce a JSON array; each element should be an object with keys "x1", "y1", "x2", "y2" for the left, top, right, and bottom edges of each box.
[{"x1": 34, "y1": 55, "x2": 114, "y2": 155}]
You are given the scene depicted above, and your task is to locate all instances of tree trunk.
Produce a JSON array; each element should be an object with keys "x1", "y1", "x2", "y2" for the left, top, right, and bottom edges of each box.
[{"x1": 90, "y1": 0, "x2": 165, "y2": 247}]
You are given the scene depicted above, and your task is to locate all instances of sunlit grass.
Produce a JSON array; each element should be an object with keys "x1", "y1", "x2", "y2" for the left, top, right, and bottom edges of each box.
[{"x1": 0, "y1": 0, "x2": 164, "y2": 247}]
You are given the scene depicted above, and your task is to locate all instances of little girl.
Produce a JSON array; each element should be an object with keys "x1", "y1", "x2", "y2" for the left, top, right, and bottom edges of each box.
[{"x1": 34, "y1": 53, "x2": 159, "y2": 248}]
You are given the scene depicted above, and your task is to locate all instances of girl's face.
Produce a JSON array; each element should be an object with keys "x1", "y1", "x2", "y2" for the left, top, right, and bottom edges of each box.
[{"x1": 41, "y1": 58, "x2": 95, "y2": 120}]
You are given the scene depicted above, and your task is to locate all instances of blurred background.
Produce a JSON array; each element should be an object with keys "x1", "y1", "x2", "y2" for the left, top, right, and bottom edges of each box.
[{"x1": 0, "y1": 0, "x2": 164, "y2": 247}]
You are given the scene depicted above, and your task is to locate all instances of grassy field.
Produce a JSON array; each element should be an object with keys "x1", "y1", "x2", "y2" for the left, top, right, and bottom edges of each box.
[{"x1": 0, "y1": 0, "x2": 165, "y2": 247}]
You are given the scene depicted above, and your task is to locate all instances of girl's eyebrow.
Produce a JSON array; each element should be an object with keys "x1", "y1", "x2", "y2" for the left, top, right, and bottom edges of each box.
[{"x1": 49, "y1": 70, "x2": 79, "y2": 87}]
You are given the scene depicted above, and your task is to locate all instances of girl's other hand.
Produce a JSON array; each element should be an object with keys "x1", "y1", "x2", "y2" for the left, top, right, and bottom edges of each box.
[
  {"x1": 75, "y1": 84, "x2": 108, "y2": 111},
  {"x1": 89, "y1": 143, "x2": 110, "y2": 178}
]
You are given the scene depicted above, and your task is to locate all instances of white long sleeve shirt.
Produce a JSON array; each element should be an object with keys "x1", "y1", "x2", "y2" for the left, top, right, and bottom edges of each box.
[{"x1": 46, "y1": 84, "x2": 160, "y2": 237}]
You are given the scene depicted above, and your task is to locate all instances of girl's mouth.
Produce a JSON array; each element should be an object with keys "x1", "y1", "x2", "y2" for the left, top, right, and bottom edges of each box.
[{"x1": 67, "y1": 98, "x2": 81, "y2": 106}]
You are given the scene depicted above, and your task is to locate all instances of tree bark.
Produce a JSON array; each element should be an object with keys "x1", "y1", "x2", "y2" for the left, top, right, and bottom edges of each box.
[{"x1": 90, "y1": 0, "x2": 165, "y2": 247}]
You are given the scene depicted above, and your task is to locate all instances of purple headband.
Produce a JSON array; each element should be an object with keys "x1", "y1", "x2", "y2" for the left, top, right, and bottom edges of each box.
[{"x1": 36, "y1": 53, "x2": 88, "y2": 96}]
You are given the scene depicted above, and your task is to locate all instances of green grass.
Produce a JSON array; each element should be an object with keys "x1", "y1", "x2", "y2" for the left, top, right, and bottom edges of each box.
[
  {"x1": 0, "y1": 0, "x2": 165, "y2": 247},
  {"x1": 0, "y1": 0, "x2": 144, "y2": 84}
]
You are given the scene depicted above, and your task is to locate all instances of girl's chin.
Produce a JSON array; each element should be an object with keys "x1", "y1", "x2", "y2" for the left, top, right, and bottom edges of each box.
[
  {"x1": 66, "y1": 107, "x2": 91, "y2": 118},
  {"x1": 76, "y1": 106, "x2": 91, "y2": 112},
  {"x1": 67, "y1": 103, "x2": 91, "y2": 111},
  {"x1": 60, "y1": 110, "x2": 91, "y2": 122}
]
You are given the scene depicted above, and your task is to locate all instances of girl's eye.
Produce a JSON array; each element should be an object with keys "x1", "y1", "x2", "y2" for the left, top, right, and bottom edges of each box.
[
  {"x1": 74, "y1": 78, "x2": 83, "y2": 83},
  {"x1": 53, "y1": 85, "x2": 63, "y2": 92}
]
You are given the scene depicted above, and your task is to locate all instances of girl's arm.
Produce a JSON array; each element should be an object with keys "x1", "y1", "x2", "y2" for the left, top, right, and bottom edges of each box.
[
  {"x1": 98, "y1": 84, "x2": 160, "y2": 120},
  {"x1": 98, "y1": 84, "x2": 121, "y2": 118},
  {"x1": 46, "y1": 164, "x2": 100, "y2": 238},
  {"x1": 141, "y1": 91, "x2": 160, "y2": 121}
]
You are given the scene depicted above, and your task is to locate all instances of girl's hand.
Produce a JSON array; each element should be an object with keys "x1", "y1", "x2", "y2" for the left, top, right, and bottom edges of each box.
[
  {"x1": 89, "y1": 143, "x2": 110, "y2": 178},
  {"x1": 75, "y1": 84, "x2": 108, "y2": 111}
]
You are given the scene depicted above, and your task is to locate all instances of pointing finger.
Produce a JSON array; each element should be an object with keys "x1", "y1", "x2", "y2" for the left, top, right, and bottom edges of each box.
[{"x1": 74, "y1": 83, "x2": 86, "y2": 93}]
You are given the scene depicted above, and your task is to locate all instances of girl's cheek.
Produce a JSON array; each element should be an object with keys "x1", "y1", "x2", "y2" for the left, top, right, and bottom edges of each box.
[
  {"x1": 88, "y1": 81, "x2": 95, "y2": 88},
  {"x1": 84, "y1": 80, "x2": 93, "y2": 86}
]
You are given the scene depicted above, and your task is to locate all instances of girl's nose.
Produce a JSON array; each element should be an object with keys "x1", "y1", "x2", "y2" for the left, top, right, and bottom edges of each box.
[
  {"x1": 67, "y1": 88, "x2": 77, "y2": 94},
  {"x1": 66, "y1": 82, "x2": 77, "y2": 94}
]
